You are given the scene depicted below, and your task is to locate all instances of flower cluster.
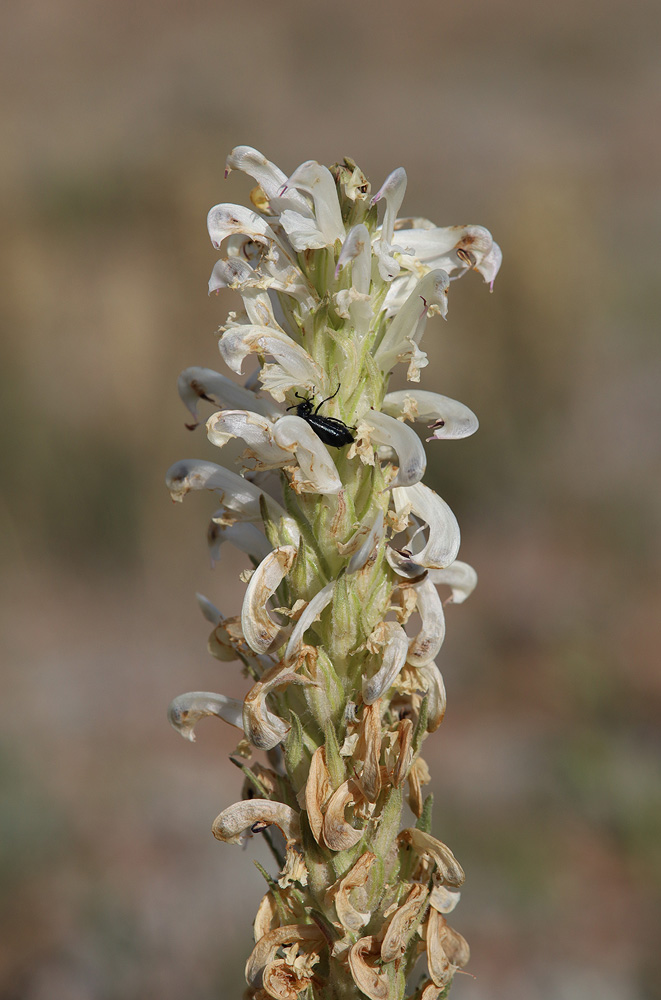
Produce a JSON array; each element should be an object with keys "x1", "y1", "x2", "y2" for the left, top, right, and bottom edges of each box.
[{"x1": 166, "y1": 146, "x2": 500, "y2": 1000}]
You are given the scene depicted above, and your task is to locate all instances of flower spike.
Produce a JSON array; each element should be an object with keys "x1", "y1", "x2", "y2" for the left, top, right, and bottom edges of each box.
[{"x1": 166, "y1": 148, "x2": 500, "y2": 998}]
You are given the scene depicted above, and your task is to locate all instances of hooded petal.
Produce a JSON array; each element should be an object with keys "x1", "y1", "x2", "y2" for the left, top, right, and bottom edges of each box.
[
  {"x1": 426, "y1": 560, "x2": 478, "y2": 603},
  {"x1": 380, "y1": 882, "x2": 429, "y2": 963},
  {"x1": 327, "y1": 852, "x2": 375, "y2": 932},
  {"x1": 245, "y1": 924, "x2": 324, "y2": 988},
  {"x1": 168, "y1": 691, "x2": 244, "y2": 741},
  {"x1": 363, "y1": 621, "x2": 409, "y2": 704},
  {"x1": 372, "y1": 166, "x2": 408, "y2": 279},
  {"x1": 206, "y1": 409, "x2": 291, "y2": 469},
  {"x1": 165, "y1": 459, "x2": 283, "y2": 523},
  {"x1": 374, "y1": 270, "x2": 449, "y2": 375},
  {"x1": 281, "y1": 160, "x2": 345, "y2": 247},
  {"x1": 273, "y1": 415, "x2": 342, "y2": 495},
  {"x1": 391, "y1": 483, "x2": 461, "y2": 570},
  {"x1": 177, "y1": 366, "x2": 278, "y2": 428},
  {"x1": 345, "y1": 510, "x2": 384, "y2": 574},
  {"x1": 400, "y1": 827, "x2": 465, "y2": 887},
  {"x1": 213, "y1": 799, "x2": 301, "y2": 848},
  {"x1": 207, "y1": 203, "x2": 289, "y2": 254},
  {"x1": 406, "y1": 579, "x2": 446, "y2": 667},
  {"x1": 417, "y1": 662, "x2": 447, "y2": 732},
  {"x1": 348, "y1": 936, "x2": 389, "y2": 1000},
  {"x1": 336, "y1": 224, "x2": 372, "y2": 295},
  {"x1": 395, "y1": 223, "x2": 495, "y2": 277},
  {"x1": 359, "y1": 410, "x2": 426, "y2": 488},
  {"x1": 218, "y1": 325, "x2": 324, "y2": 402},
  {"x1": 322, "y1": 780, "x2": 365, "y2": 851},
  {"x1": 284, "y1": 581, "x2": 335, "y2": 665},
  {"x1": 207, "y1": 519, "x2": 274, "y2": 567},
  {"x1": 241, "y1": 546, "x2": 296, "y2": 655},
  {"x1": 382, "y1": 389, "x2": 479, "y2": 441}
]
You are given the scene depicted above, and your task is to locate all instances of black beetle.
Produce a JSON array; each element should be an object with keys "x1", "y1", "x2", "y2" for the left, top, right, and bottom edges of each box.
[{"x1": 286, "y1": 385, "x2": 356, "y2": 448}]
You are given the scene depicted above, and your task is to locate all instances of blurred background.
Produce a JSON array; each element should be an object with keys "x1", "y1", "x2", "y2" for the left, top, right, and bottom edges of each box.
[{"x1": 1, "y1": 0, "x2": 660, "y2": 997}]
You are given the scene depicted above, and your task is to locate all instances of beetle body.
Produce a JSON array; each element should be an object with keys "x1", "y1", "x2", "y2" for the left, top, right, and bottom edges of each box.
[{"x1": 287, "y1": 387, "x2": 356, "y2": 448}]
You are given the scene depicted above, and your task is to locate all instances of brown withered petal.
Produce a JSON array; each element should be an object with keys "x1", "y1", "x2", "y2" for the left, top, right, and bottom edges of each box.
[
  {"x1": 439, "y1": 920, "x2": 470, "y2": 968},
  {"x1": 213, "y1": 799, "x2": 301, "y2": 847},
  {"x1": 241, "y1": 546, "x2": 297, "y2": 655},
  {"x1": 391, "y1": 717, "x2": 414, "y2": 788},
  {"x1": 254, "y1": 892, "x2": 279, "y2": 942},
  {"x1": 407, "y1": 764, "x2": 423, "y2": 818},
  {"x1": 417, "y1": 979, "x2": 443, "y2": 1000},
  {"x1": 400, "y1": 828, "x2": 465, "y2": 887},
  {"x1": 304, "y1": 746, "x2": 332, "y2": 845},
  {"x1": 322, "y1": 780, "x2": 365, "y2": 852},
  {"x1": 358, "y1": 702, "x2": 382, "y2": 803},
  {"x1": 380, "y1": 882, "x2": 429, "y2": 963},
  {"x1": 326, "y1": 851, "x2": 375, "y2": 932},
  {"x1": 245, "y1": 925, "x2": 324, "y2": 986},
  {"x1": 348, "y1": 936, "x2": 390, "y2": 1000},
  {"x1": 426, "y1": 909, "x2": 453, "y2": 988},
  {"x1": 243, "y1": 661, "x2": 314, "y2": 751},
  {"x1": 429, "y1": 880, "x2": 461, "y2": 915},
  {"x1": 261, "y1": 959, "x2": 311, "y2": 999}
]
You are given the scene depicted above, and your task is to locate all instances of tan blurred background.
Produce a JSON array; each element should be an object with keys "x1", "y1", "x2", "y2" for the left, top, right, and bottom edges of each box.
[{"x1": 1, "y1": 0, "x2": 660, "y2": 997}]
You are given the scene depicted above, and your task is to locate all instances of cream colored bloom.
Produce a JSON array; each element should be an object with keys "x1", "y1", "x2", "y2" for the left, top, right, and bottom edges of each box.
[{"x1": 167, "y1": 146, "x2": 499, "y2": 998}]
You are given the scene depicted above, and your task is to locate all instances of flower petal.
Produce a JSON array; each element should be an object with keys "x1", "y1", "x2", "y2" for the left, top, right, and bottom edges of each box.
[
  {"x1": 382, "y1": 389, "x2": 479, "y2": 441},
  {"x1": 345, "y1": 510, "x2": 384, "y2": 574},
  {"x1": 391, "y1": 483, "x2": 461, "y2": 570},
  {"x1": 348, "y1": 936, "x2": 389, "y2": 1000},
  {"x1": 273, "y1": 415, "x2": 343, "y2": 495},
  {"x1": 177, "y1": 366, "x2": 278, "y2": 428},
  {"x1": 406, "y1": 579, "x2": 446, "y2": 667},
  {"x1": 323, "y1": 780, "x2": 365, "y2": 850},
  {"x1": 327, "y1": 852, "x2": 375, "y2": 932},
  {"x1": 281, "y1": 160, "x2": 345, "y2": 247},
  {"x1": 218, "y1": 325, "x2": 324, "y2": 402},
  {"x1": 168, "y1": 691, "x2": 244, "y2": 741},
  {"x1": 363, "y1": 622, "x2": 409, "y2": 705},
  {"x1": 284, "y1": 581, "x2": 335, "y2": 665},
  {"x1": 206, "y1": 409, "x2": 291, "y2": 469},
  {"x1": 359, "y1": 410, "x2": 426, "y2": 488},
  {"x1": 213, "y1": 799, "x2": 301, "y2": 848},
  {"x1": 426, "y1": 560, "x2": 478, "y2": 604},
  {"x1": 241, "y1": 546, "x2": 296, "y2": 655},
  {"x1": 165, "y1": 459, "x2": 282, "y2": 523},
  {"x1": 336, "y1": 224, "x2": 372, "y2": 295},
  {"x1": 305, "y1": 746, "x2": 332, "y2": 845},
  {"x1": 380, "y1": 882, "x2": 429, "y2": 963},
  {"x1": 400, "y1": 827, "x2": 465, "y2": 887},
  {"x1": 207, "y1": 520, "x2": 274, "y2": 567},
  {"x1": 245, "y1": 924, "x2": 324, "y2": 988},
  {"x1": 374, "y1": 270, "x2": 449, "y2": 374}
]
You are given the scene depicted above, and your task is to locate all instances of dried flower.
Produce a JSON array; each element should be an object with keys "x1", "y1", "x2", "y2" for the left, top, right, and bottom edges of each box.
[{"x1": 167, "y1": 146, "x2": 500, "y2": 998}]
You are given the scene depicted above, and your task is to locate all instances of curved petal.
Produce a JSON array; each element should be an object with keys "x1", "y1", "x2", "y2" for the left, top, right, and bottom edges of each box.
[
  {"x1": 322, "y1": 780, "x2": 365, "y2": 851},
  {"x1": 206, "y1": 409, "x2": 291, "y2": 468},
  {"x1": 218, "y1": 325, "x2": 324, "y2": 401},
  {"x1": 363, "y1": 621, "x2": 409, "y2": 705},
  {"x1": 284, "y1": 581, "x2": 335, "y2": 665},
  {"x1": 212, "y1": 800, "x2": 301, "y2": 848},
  {"x1": 382, "y1": 390, "x2": 479, "y2": 441},
  {"x1": 273, "y1": 415, "x2": 342, "y2": 495},
  {"x1": 177, "y1": 366, "x2": 278, "y2": 428},
  {"x1": 426, "y1": 560, "x2": 477, "y2": 604},
  {"x1": 165, "y1": 459, "x2": 281, "y2": 523},
  {"x1": 241, "y1": 546, "x2": 296, "y2": 655},
  {"x1": 336, "y1": 224, "x2": 372, "y2": 295},
  {"x1": 400, "y1": 827, "x2": 465, "y2": 887},
  {"x1": 391, "y1": 483, "x2": 461, "y2": 570},
  {"x1": 168, "y1": 691, "x2": 244, "y2": 741},
  {"x1": 360, "y1": 410, "x2": 426, "y2": 488},
  {"x1": 406, "y1": 579, "x2": 446, "y2": 667},
  {"x1": 207, "y1": 519, "x2": 273, "y2": 567},
  {"x1": 374, "y1": 270, "x2": 449, "y2": 374},
  {"x1": 281, "y1": 161, "x2": 345, "y2": 246},
  {"x1": 345, "y1": 510, "x2": 384, "y2": 574}
]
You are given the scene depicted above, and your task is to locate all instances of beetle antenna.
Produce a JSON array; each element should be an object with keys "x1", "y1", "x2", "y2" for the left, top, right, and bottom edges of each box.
[{"x1": 315, "y1": 383, "x2": 341, "y2": 414}]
